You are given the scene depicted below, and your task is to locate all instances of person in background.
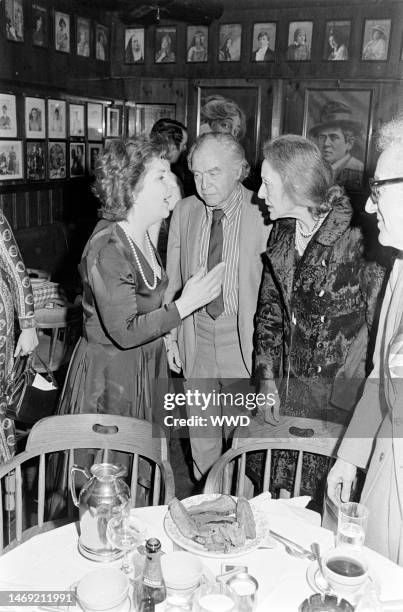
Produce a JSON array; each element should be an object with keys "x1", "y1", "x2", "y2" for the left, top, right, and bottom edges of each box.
[
  {"x1": 96, "y1": 29, "x2": 107, "y2": 60},
  {"x1": 149, "y1": 118, "x2": 190, "y2": 263},
  {"x1": 0, "y1": 212, "x2": 38, "y2": 463},
  {"x1": 32, "y1": 13, "x2": 45, "y2": 47},
  {"x1": 219, "y1": 36, "x2": 233, "y2": 61},
  {"x1": 310, "y1": 101, "x2": 364, "y2": 194},
  {"x1": 0, "y1": 105, "x2": 11, "y2": 130},
  {"x1": 164, "y1": 133, "x2": 271, "y2": 481},
  {"x1": 125, "y1": 34, "x2": 144, "y2": 63},
  {"x1": 287, "y1": 27, "x2": 310, "y2": 60},
  {"x1": 56, "y1": 17, "x2": 69, "y2": 52},
  {"x1": 28, "y1": 108, "x2": 42, "y2": 132},
  {"x1": 362, "y1": 24, "x2": 387, "y2": 60},
  {"x1": 254, "y1": 134, "x2": 384, "y2": 499},
  {"x1": 77, "y1": 26, "x2": 90, "y2": 57},
  {"x1": 327, "y1": 27, "x2": 348, "y2": 60},
  {"x1": 200, "y1": 95, "x2": 246, "y2": 141},
  {"x1": 187, "y1": 31, "x2": 207, "y2": 62},
  {"x1": 155, "y1": 34, "x2": 175, "y2": 63},
  {"x1": 327, "y1": 116, "x2": 403, "y2": 565},
  {"x1": 253, "y1": 31, "x2": 275, "y2": 61}
]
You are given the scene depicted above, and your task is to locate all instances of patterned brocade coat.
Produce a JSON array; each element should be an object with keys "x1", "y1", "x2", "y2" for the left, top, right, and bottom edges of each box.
[
  {"x1": 0, "y1": 212, "x2": 35, "y2": 462},
  {"x1": 254, "y1": 199, "x2": 385, "y2": 422}
]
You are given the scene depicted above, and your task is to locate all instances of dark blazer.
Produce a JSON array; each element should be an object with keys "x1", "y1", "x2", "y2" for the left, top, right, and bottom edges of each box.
[{"x1": 254, "y1": 198, "x2": 385, "y2": 417}]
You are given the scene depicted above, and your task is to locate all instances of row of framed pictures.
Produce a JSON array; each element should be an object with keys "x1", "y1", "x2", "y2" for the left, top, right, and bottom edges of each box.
[
  {"x1": 5, "y1": 0, "x2": 109, "y2": 60},
  {"x1": 0, "y1": 94, "x2": 123, "y2": 140},
  {"x1": 0, "y1": 140, "x2": 105, "y2": 181},
  {"x1": 125, "y1": 18, "x2": 396, "y2": 64}
]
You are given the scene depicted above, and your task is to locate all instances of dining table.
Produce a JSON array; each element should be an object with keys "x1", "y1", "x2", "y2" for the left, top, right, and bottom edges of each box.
[{"x1": 0, "y1": 493, "x2": 402, "y2": 611}]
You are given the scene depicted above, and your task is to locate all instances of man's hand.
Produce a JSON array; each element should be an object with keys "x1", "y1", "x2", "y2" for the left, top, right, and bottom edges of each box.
[
  {"x1": 166, "y1": 340, "x2": 182, "y2": 374},
  {"x1": 257, "y1": 379, "x2": 281, "y2": 425},
  {"x1": 327, "y1": 458, "x2": 357, "y2": 505}
]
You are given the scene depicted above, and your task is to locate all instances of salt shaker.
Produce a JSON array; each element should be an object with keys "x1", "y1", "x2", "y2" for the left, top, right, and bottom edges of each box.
[{"x1": 227, "y1": 572, "x2": 258, "y2": 612}]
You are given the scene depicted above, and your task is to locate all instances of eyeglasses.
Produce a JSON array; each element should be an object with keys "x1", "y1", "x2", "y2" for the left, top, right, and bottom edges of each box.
[{"x1": 369, "y1": 177, "x2": 403, "y2": 204}]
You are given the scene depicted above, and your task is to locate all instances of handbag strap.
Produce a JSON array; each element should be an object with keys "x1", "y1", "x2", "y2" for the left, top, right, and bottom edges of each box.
[{"x1": 31, "y1": 351, "x2": 58, "y2": 389}]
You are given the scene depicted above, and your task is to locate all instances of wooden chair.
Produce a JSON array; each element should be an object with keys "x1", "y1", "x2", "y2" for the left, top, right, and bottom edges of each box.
[
  {"x1": 204, "y1": 416, "x2": 345, "y2": 499},
  {"x1": 33, "y1": 302, "x2": 82, "y2": 373},
  {"x1": 0, "y1": 413, "x2": 175, "y2": 553}
]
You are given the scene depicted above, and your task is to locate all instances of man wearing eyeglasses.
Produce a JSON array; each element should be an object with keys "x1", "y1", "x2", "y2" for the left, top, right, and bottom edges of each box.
[{"x1": 327, "y1": 115, "x2": 403, "y2": 566}]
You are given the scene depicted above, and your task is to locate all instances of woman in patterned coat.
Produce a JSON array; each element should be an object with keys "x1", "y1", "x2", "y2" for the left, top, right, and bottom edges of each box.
[
  {"x1": 253, "y1": 135, "x2": 385, "y2": 497},
  {"x1": 0, "y1": 212, "x2": 38, "y2": 463}
]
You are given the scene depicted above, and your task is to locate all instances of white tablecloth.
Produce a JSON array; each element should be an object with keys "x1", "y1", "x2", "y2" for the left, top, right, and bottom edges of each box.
[{"x1": 1, "y1": 495, "x2": 403, "y2": 611}]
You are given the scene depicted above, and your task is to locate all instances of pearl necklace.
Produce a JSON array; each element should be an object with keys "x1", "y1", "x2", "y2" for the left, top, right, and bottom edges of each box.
[
  {"x1": 295, "y1": 217, "x2": 323, "y2": 256},
  {"x1": 120, "y1": 223, "x2": 158, "y2": 291}
]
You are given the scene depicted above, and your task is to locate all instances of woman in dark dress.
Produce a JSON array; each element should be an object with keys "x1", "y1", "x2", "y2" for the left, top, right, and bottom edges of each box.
[{"x1": 58, "y1": 138, "x2": 224, "y2": 419}]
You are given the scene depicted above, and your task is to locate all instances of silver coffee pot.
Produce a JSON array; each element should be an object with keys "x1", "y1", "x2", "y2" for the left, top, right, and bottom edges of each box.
[{"x1": 70, "y1": 462, "x2": 131, "y2": 561}]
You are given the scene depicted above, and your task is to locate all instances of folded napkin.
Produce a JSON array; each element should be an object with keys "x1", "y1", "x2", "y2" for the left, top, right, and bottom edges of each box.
[{"x1": 250, "y1": 492, "x2": 334, "y2": 552}]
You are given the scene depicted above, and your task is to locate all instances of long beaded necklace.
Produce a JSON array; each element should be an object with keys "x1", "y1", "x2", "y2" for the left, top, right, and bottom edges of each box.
[
  {"x1": 119, "y1": 223, "x2": 158, "y2": 290},
  {"x1": 295, "y1": 216, "x2": 324, "y2": 256}
]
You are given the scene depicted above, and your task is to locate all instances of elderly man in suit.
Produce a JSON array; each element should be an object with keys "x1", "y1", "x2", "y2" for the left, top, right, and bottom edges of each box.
[
  {"x1": 164, "y1": 132, "x2": 270, "y2": 480},
  {"x1": 327, "y1": 115, "x2": 403, "y2": 565}
]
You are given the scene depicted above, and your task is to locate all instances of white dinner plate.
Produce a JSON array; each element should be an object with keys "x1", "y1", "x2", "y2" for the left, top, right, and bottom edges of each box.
[
  {"x1": 164, "y1": 493, "x2": 269, "y2": 559},
  {"x1": 306, "y1": 562, "x2": 380, "y2": 606}
]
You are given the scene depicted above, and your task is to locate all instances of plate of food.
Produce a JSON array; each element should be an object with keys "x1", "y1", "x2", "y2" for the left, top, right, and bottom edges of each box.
[{"x1": 164, "y1": 494, "x2": 269, "y2": 558}]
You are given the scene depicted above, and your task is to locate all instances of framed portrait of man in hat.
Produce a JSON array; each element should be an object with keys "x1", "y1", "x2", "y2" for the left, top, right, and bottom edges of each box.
[
  {"x1": 361, "y1": 19, "x2": 391, "y2": 61},
  {"x1": 303, "y1": 89, "x2": 373, "y2": 193}
]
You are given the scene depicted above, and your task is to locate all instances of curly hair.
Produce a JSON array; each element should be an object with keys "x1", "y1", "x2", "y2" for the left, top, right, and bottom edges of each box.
[
  {"x1": 377, "y1": 114, "x2": 403, "y2": 152},
  {"x1": 188, "y1": 132, "x2": 250, "y2": 181},
  {"x1": 263, "y1": 134, "x2": 348, "y2": 216},
  {"x1": 93, "y1": 137, "x2": 168, "y2": 221},
  {"x1": 200, "y1": 95, "x2": 246, "y2": 141}
]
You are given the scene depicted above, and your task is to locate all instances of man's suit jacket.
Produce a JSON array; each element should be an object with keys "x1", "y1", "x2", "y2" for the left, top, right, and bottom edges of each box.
[
  {"x1": 337, "y1": 257, "x2": 403, "y2": 565},
  {"x1": 164, "y1": 185, "x2": 271, "y2": 378}
]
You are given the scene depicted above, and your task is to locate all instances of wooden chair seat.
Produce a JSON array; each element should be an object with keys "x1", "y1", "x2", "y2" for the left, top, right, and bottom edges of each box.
[
  {"x1": 33, "y1": 303, "x2": 82, "y2": 373},
  {"x1": 0, "y1": 414, "x2": 175, "y2": 553}
]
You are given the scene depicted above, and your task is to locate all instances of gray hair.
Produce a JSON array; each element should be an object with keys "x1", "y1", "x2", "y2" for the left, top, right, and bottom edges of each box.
[
  {"x1": 377, "y1": 115, "x2": 403, "y2": 152},
  {"x1": 188, "y1": 132, "x2": 250, "y2": 181}
]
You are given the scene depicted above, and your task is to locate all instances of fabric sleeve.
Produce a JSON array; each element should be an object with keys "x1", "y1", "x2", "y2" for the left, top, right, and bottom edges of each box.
[
  {"x1": 163, "y1": 202, "x2": 184, "y2": 343},
  {"x1": 0, "y1": 212, "x2": 35, "y2": 329},
  {"x1": 89, "y1": 242, "x2": 180, "y2": 349},
  {"x1": 254, "y1": 253, "x2": 284, "y2": 381}
]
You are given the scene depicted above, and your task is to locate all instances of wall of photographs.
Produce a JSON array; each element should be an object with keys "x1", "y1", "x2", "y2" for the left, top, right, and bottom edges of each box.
[{"x1": 0, "y1": 92, "x2": 125, "y2": 183}]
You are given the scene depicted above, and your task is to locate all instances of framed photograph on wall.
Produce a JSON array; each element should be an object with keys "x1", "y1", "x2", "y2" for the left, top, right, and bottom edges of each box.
[
  {"x1": 218, "y1": 24, "x2": 242, "y2": 62},
  {"x1": 0, "y1": 93, "x2": 17, "y2": 138},
  {"x1": 87, "y1": 102, "x2": 103, "y2": 141},
  {"x1": 251, "y1": 23, "x2": 276, "y2": 62},
  {"x1": 48, "y1": 141, "x2": 66, "y2": 179},
  {"x1": 95, "y1": 24, "x2": 109, "y2": 61},
  {"x1": 25, "y1": 96, "x2": 46, "y2": 138},
  {"x1": 186, "y1": 26, "x2": 208, "y2": 63},
  {"x1": 54, "y1": 11, "x2": 70, "y2": 53},
  {"x1": 76, "y1": 17, "x2": 91, "y2": 57},
  {"x1": 88, "y1": 143, "x2": 103, "y2": 175},
  {"x1": 155, "y1": 26, "x2": 177, "y2": 63},
  {"x1": 303, "y1": 88, "x2": 373, "y2": 191},
  {"x1": 69, "y1": 103, "x2": 85, "y2": 137},
  {"x1": 287, "y1": 21, "x2": 313, "y2": 61},
  {"x1": 105, "y1": 106, "x2": 122, "y2": 137},
  {"x1": 196, "y1": 81, "x2": 261, "y2": 165},
  {"x1": 26, "y1": 141, "x2": 46, "y2": 180},
  {"x1": 5, "y1": 0, "x2": 24, "y2": 42},
  {"x1": 32, "y1": 3, "x2": 47, "y2": 47},
  {"x1": 48, "y1": 99, "x2": 66, "y2": 139},
  {"x1": 361, "y1": 19, "x2": 391, "y2": 61},
  {"x1": 324, "y1": 21, "x2": 351, "y2": 61},
  {"x1": 127, "y1": 103, "x2": 176, "y2": 137},
  {"x1": 70, "y1": 142, "x2": 85, "y2": 178},
  {"x1": 0, "y1": 140, "x2": 23, "y2": 179},
  {"x1": 125, "y1": 27, "x2": 144, "y2": 64}
]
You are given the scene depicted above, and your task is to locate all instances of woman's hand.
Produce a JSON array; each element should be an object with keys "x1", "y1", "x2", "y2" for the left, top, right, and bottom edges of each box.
[
  {"x1": 14, "y1": 327, "x2": 39, "y2": 357},
  {"x1": 166, "y1": 340, "x2": 182, "y2": 373},
  {"x1": 175, "y1": 263, "x2": 225, "y2": 319},
  {"x1": 257, "y1": 379, "x2": 281, "y2": 425}
]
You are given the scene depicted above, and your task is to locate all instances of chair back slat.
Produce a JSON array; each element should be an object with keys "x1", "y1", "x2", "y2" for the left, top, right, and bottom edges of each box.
[
  {"x1": 15, "y1": 466, "x2": 22, "y2": 542},
  {"x1": 263, "y1": 450, "x2": 271, "y2": 492},
  {"x1": 152, "y1": 465, "x2": 161, "y2": 506},
  {"x1": 293, "y1": 450, "x2": 304, "y2": 497},
  {"x1": 236, "y1": 453, "x2": 247, "y2": 497},
  {"x1": 131, "y1": 453, "x2": 139, "y2": 507},
  {"x1": 0, "y1": 481, "x2": 3, "y2": 551},
  {"x1": 38, "y1": 454, "x2": 46, "y2": 526}
]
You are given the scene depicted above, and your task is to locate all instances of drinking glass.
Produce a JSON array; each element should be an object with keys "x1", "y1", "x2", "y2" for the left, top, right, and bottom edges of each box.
[
  {"x1": 193, "y1": 583, "x2": 237, "y2": 612},
  {"x1": 106, "y1": 512, "x2": 146, "y2": 574},
  {"x1": 337, "y1": 502, "x2": 368, "y2": 548}
]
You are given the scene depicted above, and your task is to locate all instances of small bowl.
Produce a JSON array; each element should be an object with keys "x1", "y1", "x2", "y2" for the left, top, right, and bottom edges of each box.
[
  {"x1": 76, "y1": 567, "x2": 129, "y2": 611},
  {"x1": 161, "y1": 551, "x2": 203, "y2": 590},
  {"x1": 323, "y1": 546, "x2": 368, "y2": 597}
]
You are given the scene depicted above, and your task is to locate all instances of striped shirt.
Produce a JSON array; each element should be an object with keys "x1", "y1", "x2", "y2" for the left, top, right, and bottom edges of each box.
[{"x1": 199, "y1": 185, "x2": 242, "y2": 317}]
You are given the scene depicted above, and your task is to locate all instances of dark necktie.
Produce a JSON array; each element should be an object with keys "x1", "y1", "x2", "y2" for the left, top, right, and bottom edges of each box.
[{"x1": 206, "y1": 208, "x2": 225, "y2": 319}]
